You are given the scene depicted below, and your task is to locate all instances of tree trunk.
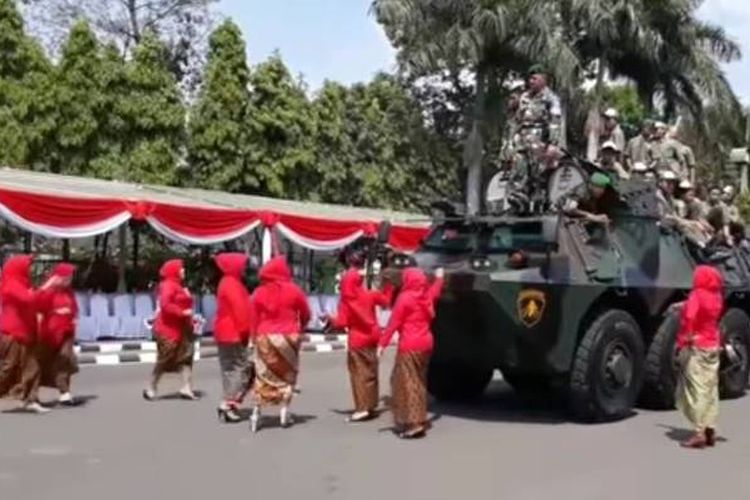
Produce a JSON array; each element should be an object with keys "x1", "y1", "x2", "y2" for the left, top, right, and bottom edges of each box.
[
  {"x1": 585, "y1": 58, "x2": 606, "y2": 162},
  {"x1": 126, "y1": 0, "x2": 141, "y2": 45},
  {"x1": 464, "y1": 67, "x2": 487, "y2": 216}
]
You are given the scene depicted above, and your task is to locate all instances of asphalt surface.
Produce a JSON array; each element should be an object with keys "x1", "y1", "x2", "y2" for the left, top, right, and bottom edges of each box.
[{"x1": 2, "y1": 352, "x2": 750, "y2": 500}]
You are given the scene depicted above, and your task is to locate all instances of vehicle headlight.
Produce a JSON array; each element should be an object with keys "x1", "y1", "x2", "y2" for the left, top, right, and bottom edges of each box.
[{"x1": 470, "y1": 257, "x2": 493, "y2": 270}]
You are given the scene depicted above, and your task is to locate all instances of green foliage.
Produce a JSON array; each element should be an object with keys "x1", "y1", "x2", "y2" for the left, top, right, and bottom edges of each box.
[
  {"x1": 187, "y1": 20, "x2": 251, "y2": 190},
  {"x1": 0, "y1": 0, "x2": 54, "y2": 169},
  {"x1": 311, "y1": 74, "x2": 456, "y2": 211},
  {"x1": 107, "y1": 32, "x2": 185, "y2": 184},
  {"x1": 601, "y1": 85, "x2": 648, "y2": 138},
  {"x1": 50, "y1": 20, "x2": 107, "y2": 175},
  {"x1": 245, "y1": 53, "x2": 317, "y2": 199}
]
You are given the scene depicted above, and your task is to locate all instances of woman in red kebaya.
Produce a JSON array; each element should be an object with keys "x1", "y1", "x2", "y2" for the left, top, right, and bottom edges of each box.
[
  {"x1": 250, "y1": 256, "x2": 310, "y2": 432},
  {"x1": 213, "y1": 253, "x2": 253, "y2": 423},
  {"x1": 143, "y1": 259, "x2": 198, "y2": 402},
  {"x1": 378, "y1": 267, "x2": 444, "y2": 439},
  {"x1": 37, "y1": 263, "x2": 79, "y2": 406},
  {"x1": 327, "y1": 263, "x2": 393, "y2": 423},
  {"x1": 0, "y1": 255, "x2": 56, "y2": 413},
  {"x1": 675, "y1": 265, "x2": 724, "y2": 449}
]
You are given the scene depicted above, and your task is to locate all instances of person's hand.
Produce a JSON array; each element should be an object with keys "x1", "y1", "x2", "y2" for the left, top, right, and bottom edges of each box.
[
  {"x1": 377, "y1": 346, "x2": 385, "y2": 358},
  {"x1": 587, "y1": 213, "x2": 609, "y2": 225},
  {"x1": 183, "y1": 309, "x2": 193, "y2": 317},
  {"x1": 434, "y1": 267, "x2": 445, "y2": 279}
]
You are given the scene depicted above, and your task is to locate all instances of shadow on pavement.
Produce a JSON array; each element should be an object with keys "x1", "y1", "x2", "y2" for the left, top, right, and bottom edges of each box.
[
  {"x1": 658, "y1": 424, "x2": 729, "y2": 445},
  {"x1": 429, "y1": 380, "x2": 571, "y2": 426},
  {"x1": 157, "y1": 390, "x2": 207, "y2": 401},
  {"x1": 51, "y1": 394, "x2": 99, "y2": 408}
]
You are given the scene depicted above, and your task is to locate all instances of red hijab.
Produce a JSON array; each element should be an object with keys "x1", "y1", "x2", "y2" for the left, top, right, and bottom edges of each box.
[
  {"x1": 400, "y1": 268, "x2": 435, "y2": 320},
  {"x1": 255, "y1": 256, "x2": 292, "y2": 314}
]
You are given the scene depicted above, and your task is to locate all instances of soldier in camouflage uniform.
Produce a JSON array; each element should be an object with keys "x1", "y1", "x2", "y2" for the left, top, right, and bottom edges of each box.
[
  {"x1": 649, "y1": 122, "x2": 689, "y2": 179},
  {"x1": 505, "y1": 67, "x2": 564, "y2": 208}
]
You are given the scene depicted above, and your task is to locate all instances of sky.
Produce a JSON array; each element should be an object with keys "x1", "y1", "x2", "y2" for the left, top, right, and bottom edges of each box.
[{"x1": 219, "y1": 0, "x2": 750, "y2": 103}]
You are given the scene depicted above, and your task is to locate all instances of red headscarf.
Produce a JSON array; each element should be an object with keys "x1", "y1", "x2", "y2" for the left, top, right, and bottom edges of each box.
[
  {"x1": 256, "y1": 256, "x2": 292, "y2": 314},
  {"x1": 159, "y1": 259, "x2": 184, "y2": 283},
  {"x1": 400, "y1": 268, "x2": 435, "y2": 320},
  {"x1": 339, "y1": 268, "x2": 376, "y2": 329},
  {"x1": 214, "y1": 253, "x2": 248, "y2": 278},
  {"x1": 51, "y1": 262, "x2": 76, "y2": 278},
  {"x1": 1, "y1": 255, "x2": 33, "y2": 290}
]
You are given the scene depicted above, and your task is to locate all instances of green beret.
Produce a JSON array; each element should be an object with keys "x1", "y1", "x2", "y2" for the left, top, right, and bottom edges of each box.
[{"x1": 590, "y1": 172, "x2": 612, "y2": 188}]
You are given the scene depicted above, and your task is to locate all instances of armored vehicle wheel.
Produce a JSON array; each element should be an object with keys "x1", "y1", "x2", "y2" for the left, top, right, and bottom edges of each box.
[
  {"x1": 427, "y1": 360, "x2": 493, "y2": 401},
  {"x1": 719, "y1": 308, "x2": 750, "y2": 399},
  {"x1": 640, "y1": 307, "x2": 681, "y2": 410},
  {"x1": 568, "y1": 310, "x2": 645, "y2": 422}
]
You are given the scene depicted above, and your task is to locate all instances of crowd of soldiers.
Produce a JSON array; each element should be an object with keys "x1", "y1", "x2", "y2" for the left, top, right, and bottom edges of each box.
[{"x1": 506, "y1": 67, "x2": 743, "y2": 249}]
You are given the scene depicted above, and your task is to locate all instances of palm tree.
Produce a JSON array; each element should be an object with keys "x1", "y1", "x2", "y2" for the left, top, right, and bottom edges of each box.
[
  {"x1": 564, "y1": 0, "x2": 741, "y2": 121},
  {"x1": 372, "y1": 0, "x2": 579, "y2": 214}
]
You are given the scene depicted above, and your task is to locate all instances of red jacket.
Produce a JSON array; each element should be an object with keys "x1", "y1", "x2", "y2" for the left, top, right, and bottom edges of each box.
[
  {"x1": 38, "y1": 263, "x2": 78, "y2": 349},
  {"x1": 329, "y1": 268, "x2": 392, "y2": 349},
  {"x1": 677, "y1": 265, "x2": 724, "y2": 350},
  {"x1": 153, "y1": 259, "x2": 194, "y2": 343},
  {"x1": 213, "y1": 253, "x2": 252, "y2": 345},
  {"x1": 0, "y1": 255, "x2": 38, "y2": 345},
  {"x1": 252, "y1": 256, "x2": 311, "y2": 336},
  {"x1": 380, "y1": 268, "x2": 443, "y2": 353}
]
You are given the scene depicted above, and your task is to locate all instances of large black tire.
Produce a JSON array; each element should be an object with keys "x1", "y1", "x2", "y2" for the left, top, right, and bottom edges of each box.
[
  {"x1": 427, "y1": 360, "x2": 493, "y2": 402},
  {"x1": 568, "y1": 309, "x2": 645, "y2": 422},
  {"x1": 639, "y1": 306, "x2": 681, "y2": 410},
  {"x1": 719, "y1": 308, "x2": 750, "y2": 399}
]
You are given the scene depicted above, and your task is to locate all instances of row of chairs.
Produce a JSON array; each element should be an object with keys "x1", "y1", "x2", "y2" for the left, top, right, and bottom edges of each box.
[
  {"x1": 70, "y1": 292, "x2": 392, "y2": 342},
  {"x1": 72, "y1": 293, "x2": 390, "y2": 342}
]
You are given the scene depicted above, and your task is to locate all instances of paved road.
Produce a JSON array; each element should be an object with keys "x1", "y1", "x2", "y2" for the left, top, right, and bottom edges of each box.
[{"x1": 2, "y1": 352, "x2": 750, "y2": 500}]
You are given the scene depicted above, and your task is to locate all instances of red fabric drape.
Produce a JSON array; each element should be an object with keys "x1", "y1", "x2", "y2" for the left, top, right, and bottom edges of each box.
[
  {"x1": 149, "y1": 203, "x2": 261, "y2": 239},
  {"x1": 388, "y1": 226, "x2": 429, "y2": 252},
  {"x1": 0, "y1": 186, "x2": 428, "y2": 251},
  {"x1": 0, "y1": 188, "x2": 127, "y2": 227},
  {"x1": 278, "y1": 213, "x2": 366, "y2": 242}
]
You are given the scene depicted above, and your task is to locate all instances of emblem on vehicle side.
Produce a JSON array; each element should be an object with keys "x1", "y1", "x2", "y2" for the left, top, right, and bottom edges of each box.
[{"x1": 517, "y1": 289, "x2": 546, "y2": 327}]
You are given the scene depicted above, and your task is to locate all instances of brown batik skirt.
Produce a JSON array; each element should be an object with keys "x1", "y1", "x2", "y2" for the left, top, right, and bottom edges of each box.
[
  {"x1": 390, "y1": 351, "x2": 431, "y2": 430},
  {"x1": 253, "y1": 334, "x2": 301, "y2": 407},
  {"x1": 348, "y1": 347, "x2": 379, "y2": 412},
  {"x1": 38, "y1": 337, "x2": 79, "y2": 393},
  {"x1": 0, "y1": 335, "x2": 41, "y2": 403},
  {"x1": 153, "y1": 329, "x2": 195, "y2": 376}
]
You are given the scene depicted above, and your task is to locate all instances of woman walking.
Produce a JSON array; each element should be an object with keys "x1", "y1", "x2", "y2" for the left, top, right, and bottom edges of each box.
[
  {"x1": 378, "y1": 267, "x2": 443, "y2": 439},
  {"x1": 37, "y1": 263, "x2": 79, "y2": 405},
  {"x1": 143, "y1": 259, "x2": 198, "y2": 401},
  {"x1": 675, "y1": 265, "x2": 724, "y2": 449},
  {"x1": 214, "y1": 253, "x2": 253, "y2": 423},
  {"x1": 327, "y1": 266, "x2": 392, "y2": 422},
  {"x1": 0, "y1": 255, "x2": 55, "y2": 413},
  {"x1": 250, "y1": 256, "x2": 310, "y2": 432}
]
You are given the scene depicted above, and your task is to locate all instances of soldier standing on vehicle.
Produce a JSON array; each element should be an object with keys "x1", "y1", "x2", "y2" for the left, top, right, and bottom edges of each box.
[
  {"x1": 513, "y1": 66, "x2": 564, "y2": 153},
  {"x1": 598, "y1": 141, "x2": 630, "y2": 180},
  {"x1": 625, "y1": 120, "x2": 655, "y2": 168},
  {"x1": 599, "y1": 108, "x2": 626, "y2": 156},
  {"x1": 721, "y1": 186, "x2": 741, "y2": 224},
  {"x1": 651, "y1": 122, "x2": 688, "y2": 178},
  {"x1": 656, "y1": 170, "x2": 679, "y2": 217}
]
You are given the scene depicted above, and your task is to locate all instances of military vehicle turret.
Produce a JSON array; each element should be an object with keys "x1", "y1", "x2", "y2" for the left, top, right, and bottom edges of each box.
[{"x1": 385, "y1": 163, "x2": 750, "y2": 422}]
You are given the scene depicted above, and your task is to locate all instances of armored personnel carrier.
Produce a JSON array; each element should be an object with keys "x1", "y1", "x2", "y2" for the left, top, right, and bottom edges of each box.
[{"x1": 389, "y1": 166, "x2": 750, "y2": 422}]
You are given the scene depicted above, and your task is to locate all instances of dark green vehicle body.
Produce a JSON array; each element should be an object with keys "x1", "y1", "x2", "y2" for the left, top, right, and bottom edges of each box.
[{"x1": 406, "y1": 182, "x2": 750, "y2": 420}]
